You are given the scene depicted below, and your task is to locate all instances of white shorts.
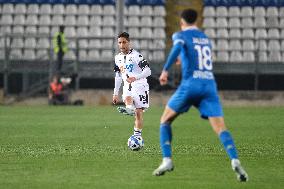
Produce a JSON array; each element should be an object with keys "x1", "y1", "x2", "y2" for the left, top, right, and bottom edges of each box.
[{"x1": 122, "y1": 83, "x2": 150, "y2": 109}]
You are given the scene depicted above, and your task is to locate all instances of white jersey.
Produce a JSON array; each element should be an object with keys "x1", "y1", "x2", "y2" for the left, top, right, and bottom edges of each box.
[{"x1": 114, "y1": 49, "x2": 149, "y2": 87}]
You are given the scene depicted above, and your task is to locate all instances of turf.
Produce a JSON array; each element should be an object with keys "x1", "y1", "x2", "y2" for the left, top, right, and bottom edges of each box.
[{"x1": 0, "y1": 105, "x2": 283, "y2": 189}]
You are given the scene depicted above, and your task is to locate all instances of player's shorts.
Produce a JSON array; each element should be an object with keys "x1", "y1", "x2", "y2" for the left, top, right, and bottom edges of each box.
[
  {"x1": 122, "y1": 83, "x2": 149, "y2": 109},
  {"x1": 168, "y1": 80, "x2": 223, "y2": 119}
]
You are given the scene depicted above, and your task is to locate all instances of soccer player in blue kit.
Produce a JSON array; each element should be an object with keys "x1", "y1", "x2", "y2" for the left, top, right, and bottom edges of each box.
[{"x1": 152, "y1": 9, "x2": 248, "y2": 182}]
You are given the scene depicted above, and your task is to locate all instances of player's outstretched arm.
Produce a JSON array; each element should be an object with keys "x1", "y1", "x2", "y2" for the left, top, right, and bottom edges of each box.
[{"x1": 163, "y1": 43, "x2": 182, "y2": 71}]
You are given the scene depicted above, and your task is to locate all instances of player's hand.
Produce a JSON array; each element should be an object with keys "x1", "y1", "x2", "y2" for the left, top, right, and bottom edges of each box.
[
  {"x1": 159, "y1": 70, "x2": 168, "y2": 85},
  {"x1": 112, "y1": 95, "x2": 119, "y2": 104},
  {"x1": 126, "y1": 77, "x2": 136, "y2": 83}
]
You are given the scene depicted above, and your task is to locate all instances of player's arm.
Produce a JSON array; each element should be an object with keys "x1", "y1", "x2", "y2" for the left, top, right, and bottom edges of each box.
[
  {"x1": 113, "y1": 64, "x2": 122, "y2": 104},
  {"x1": 160, "y1": 32, "x2": 183, "y2": 85}
]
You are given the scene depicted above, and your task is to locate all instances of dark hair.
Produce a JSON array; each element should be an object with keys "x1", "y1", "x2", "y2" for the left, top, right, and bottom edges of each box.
[
  {"x1": 181, "y1": 9, "x2": 198, "y2": 24},
  {"x1": 118, "y1": 32, "x2": 130, "y2": 41}
]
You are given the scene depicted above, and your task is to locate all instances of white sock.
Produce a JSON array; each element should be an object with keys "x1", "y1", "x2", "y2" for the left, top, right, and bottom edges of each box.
[
  {"x1": 134, "y1": 127, "x2": 142, "y2": 136},
  {"x1": 126, "y1": 104, "x2": 135, "y2": 110},
  {"x1": 163, "y1": 157, "x2": 172, "y2": 164}
]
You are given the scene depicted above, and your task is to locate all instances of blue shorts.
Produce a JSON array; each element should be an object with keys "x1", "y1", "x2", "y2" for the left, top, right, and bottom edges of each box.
[{"x1": 168, "y1": 80, "x2": 223, "y2": 119}]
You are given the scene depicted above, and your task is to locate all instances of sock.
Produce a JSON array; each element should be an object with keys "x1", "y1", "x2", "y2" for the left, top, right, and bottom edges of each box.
[
  {"x1": 134, "y1": 127, "x2": 142, "y2": 136},
  {"x1": 219, "y1": 130, "x2": 238, "y2": 160},
  {"x1": 126, "y1": 104, "x2": 135, "y2": 110},
  {"x1": 160, "y1": 123, "x2": 172, "y2": 158}
]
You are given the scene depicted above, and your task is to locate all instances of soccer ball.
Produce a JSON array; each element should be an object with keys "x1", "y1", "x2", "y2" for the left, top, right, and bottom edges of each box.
[{"x1": 127, "y1": 135, "x2": 144, "y2": 151}]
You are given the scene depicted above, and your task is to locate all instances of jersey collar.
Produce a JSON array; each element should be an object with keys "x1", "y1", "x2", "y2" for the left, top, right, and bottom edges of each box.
[{"x1": 182, "y1": 26, "x2": 198, "y2": 31}]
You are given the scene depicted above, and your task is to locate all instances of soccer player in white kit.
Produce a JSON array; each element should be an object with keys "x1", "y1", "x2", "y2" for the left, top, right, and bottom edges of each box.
[{"x1": 112, "y1": 32, "x2": 151, "y2": 136}]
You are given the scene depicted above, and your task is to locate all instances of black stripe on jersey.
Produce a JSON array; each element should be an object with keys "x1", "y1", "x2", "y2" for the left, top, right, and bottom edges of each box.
[
  {"x1": 138, "y1": 59, "x2": 150, "y2": 71},
  {"x1": 114, "y1": 63, "x2": 120, "y2": 72}
]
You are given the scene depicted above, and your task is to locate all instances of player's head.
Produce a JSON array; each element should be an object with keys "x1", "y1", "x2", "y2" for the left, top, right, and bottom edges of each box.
[
  {"x1": 117, "y1": 32, "x2": 130, "y2": 54},
  {"x1": 180, "y1": 9, "x2": 198, "y2": 29}
]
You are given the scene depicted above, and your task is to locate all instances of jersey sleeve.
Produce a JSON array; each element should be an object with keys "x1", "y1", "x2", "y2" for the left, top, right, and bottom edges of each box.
[
  {"x1": 113, "y1": 56, "x2": 120, "y2": 72},
  {"x1": 137, "y1": 54, "x2": 150, "y2": 71},
  {"x1": 172, "y1": 32, "x2": 185, "y2": 46}
]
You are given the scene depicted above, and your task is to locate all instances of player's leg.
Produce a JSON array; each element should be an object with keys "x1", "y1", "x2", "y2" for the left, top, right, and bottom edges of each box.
[
  {"x1": 153, "y1": 106, "x2": 178, "y2": 176},
  {"x1": 117, "y1": 87, "x2": 135, "y2": 116},
  {"x1": 133, "y1": 108, "x2": 143, "y2": 135},
  {"x1": 209, "y1": 116, "x2": 248, "y2": 182}
]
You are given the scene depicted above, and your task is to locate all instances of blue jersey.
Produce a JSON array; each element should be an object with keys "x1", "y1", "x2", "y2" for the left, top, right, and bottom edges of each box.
[
  {"x1": 165, "y1": 26, "x2": 223, "y2": 118},
  {"x1": 166, "y1": 27, "x2": 214, "y2": 83}
]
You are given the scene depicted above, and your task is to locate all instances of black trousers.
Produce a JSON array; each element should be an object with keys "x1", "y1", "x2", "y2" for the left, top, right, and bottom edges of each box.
[{"x1": 56, "y1": 51, "x2": 64, "y2": 74}]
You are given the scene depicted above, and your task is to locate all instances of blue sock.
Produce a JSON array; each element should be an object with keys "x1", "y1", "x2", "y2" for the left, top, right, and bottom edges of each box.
[
  {"x1": 219, "y1": 130, "x2": 238, "y2": 160},
  {"x1": 160, "y1": 123, "x2": 172, "y2": 158}
]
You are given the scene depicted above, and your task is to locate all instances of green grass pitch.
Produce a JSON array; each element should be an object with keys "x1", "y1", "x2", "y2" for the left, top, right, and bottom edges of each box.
[{"x1": 0, "y1": 105, "x2": 283, "y2": 189}]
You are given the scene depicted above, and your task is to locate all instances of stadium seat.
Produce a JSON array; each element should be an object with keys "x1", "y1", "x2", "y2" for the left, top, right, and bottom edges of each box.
[
  {"x1": 258, "y1": 51, "x2": 268, "y2": 63},
  {"x1": 243, "y1": 52, "x2": 255, "y2": 62},
  {"x1": 228, "y1": 6, "x2": 240, "y2": 17},
  {"x1": 89, "y1": 39, "x2": 101, "y2": 48},
  {"x1": 204, "y1": 28, "x2": 216, "y2": 38},
  {"x1": 77, "y1": 16, "x2": 89, "y2": 26},
  {"x1": 64, "y1": 50, "x2": 76, "y2": 61},
  {"x1": 102, "y1": 39, "x2": 114, "y2": 49},
  {"x1": 216, "y1": 6, "x2": 228, "y2": 17},
  {"x1": 242, "y1": 40, "x2": 255, "y2": 51},
  {"x1": 267, "y1": 28, "x2": 280, "y2": 39},
  {"x1": 140, "y1": 17, "x2": 153, "y2": 27},
  {"x1": 14, "y1": 4, "x2": 26, "y2": 14},
  {"x1": 153, "y1": 6, "x2": 166, "y2": 16},
  {"x1": 240, "y1": 6, "x2": 253, "y2": 17},
  {"x1": 203, "y1": 6, "x2": 215, "y2": 17},
  {"x1": 279, "y1": 18, "x2": 284, "y2": 28},
  {"x1": 36, "y1": 50, "x2": 49, "y2": 60},
  {"x1": 77, "y1": 27, "x2": 88, "y2": 37},
  {"x1": 230, "y1": 51, "x2": 243, "y2": 62},
  {"x1": 78, "y1": 5, "x2": 90, "y2": 15},
  {"x1": 65, "y1": 16, "x2": 76, "y2": 26},
  {"x1": 268, "y1": 40, "x2": 280, "y2": 51},
  {"x1": 140, "y1": 28, "x2": 153, "y2": 39},
  {"x1": 87, "y1": 50, "x2": 100, "y2": 61},
  {"x1": 266, "y1": 7, "x2": 279, "y2": 17},
  {"x1": 13, "y1": 15, "x2": 25, "y2": 26},
  {"x1": 279, "y1": 7, "x2": 284, "y2": 17},
  {"x1": 128, "y1": 16, "x2": 140, "y2": 27},
  {"x1": 52, "y1": 4, "x2": 65, "y2": 15},
  {"x1": 67, "y1": 40, "x2": 76, "y2": 49},
  {"x1": 242, "y1": 29, "x2": 254, "y2": 39},
  {"x1": 281, "y1": 40, "x2": 284, "y2": 50},
  {"x1": 153, "y1": 17, "x2": 166, "y2": 27},
  {"x1": 26, "y1": 15, "x2": 38, "y2": 26},
  {"x1": 139, "y1": 39, "x2": 148, "y2": 50},
  {"x1": 255, "y1": 29, "x2": 267, "y2": 39},
  {"x1": 23, "y1": 49, "x2": 36, "y2": 60},
  {"x1": 229, "y1": 40, "x2": 242, "y2": 50},
  {"x1": 37, "y1": 38, "x2": 50, "y2": 49},
  {"x1": 216, "y1": 29, "x2": 228, "y2": 38},
  {"x1": 51, "y1": 15, "x2": 64, "y2": 26},
  {"x1": 89, "y1": 26, "x2": 102, "y2": 37},
  {"x1": 152, "y1": 50, "x2": 165, "y2": 61},
  {"x1": 216, "y1": 51, "x2": 229, "y2": 62},
  {"x1": 90, "y1": 16, "x2": 102, "y2": 26},
  {"x1": 152, "y1": 39, "x2": 166, "y2": 50},
  {"x1": 254, "y1": 7, "x2": 266, "y2": 17},
  {"x1": 90, "y1": 5, "x2": 103, "y2": 15},
  {"x1": 12, "y1": 26, "x2": 24, "y2": 34},
  {"x1": 0, "y1": 50, "x2": 5, "y2": 60},
  {"x1": 280, "y1": 29, "x2": 284, "y2": 38},
  {"x1": 38, "y1": 26, "x2": 50, "y2": 35},
  {"x1": 79, "y1": 50, "x2": 88, "y2": 61},
  {"x1": 39, "y1": 15, "x2": 51, "y2": 26},
  {"x1": 24, "y1": 38, "x2": 37, "y2": 49},
  {"x1": 203, "y1": 18, "x2": 215, "y2": 28},
  {"x1": 257, "y1": 40, "x2": 267, "y2": 51},
  {"x1": 210, "y1": 39, "x2": 216, "y2": 49},
  {"x1": 130, "y1": 39, "x2": 140, "y2": 49},
  {"x1": 266, "y1": 17, "x2": 279, "y2": 28},
  {"x1": 229, "y1": 29, "x2": 241, "y2": 38},
  {"x1": 103, "y1": 5, "x2": 115, "y2": 15},
  {"x1": 11, "y1": 38, "x2": 24, "y2": 48},
  {"x1": 40, "y1": 4, "x2": 52, "y2": 15},
  {"x1": 268, "y1": 51, "x2": 282, "y2": 62},
  {"x1": 153, "y1": 28, "x2": 166, "y2": 39},
  {"x1": 216, "y1": 39, "x2": 229, "y2": 50},
  {"x1": 2, "y1": 3, "x2": 14, "y2": 14},
  {"x1": 0, "y1": 15, "x2": 13, "y2": 25},
  {"x1": 65, "y1": 4, "x2": 77, "y2": 15},
  {"x1": 10, "y1": 49, "x2": 23, "y2": 60},
  {"x1": 228, "y1": 18, "x2": 241, "y2": 28},
  {"x1": 216, "y1": 18, "x2": 228, "y2": 28},
  {"x1": 128, "y1": 5, "x2": 140, "y2": 16},
  {"x1": 102, "y1": 27, "x2": 115, "y2": 37},
  {"x1": 64, "y1": 27, "x2": 76, "y2": 38},
  {"x1": 254, "y1": 17, "x2": 266, "y2": 28},
  {"x1": 102, "y1": 16, "x2": 115, "y2": 26},
  {"x1": 0, "y1": 26, "x2": 11, "y2": 34},
  {"x1": 128, "y1": 28, "x2": 140, "y2": 38},
  {"x1": 241, "y1": 18, "x2": 254, "y2": 28},
  {"x1": 27, "y1": 4, "x2": 39, "y2": 15},
  {"x1": 141, "y1": 6, "x2": 153, "y2": 16},
  {"x1": 101, "y1": 50, "x2": 113, "y2": 61}
]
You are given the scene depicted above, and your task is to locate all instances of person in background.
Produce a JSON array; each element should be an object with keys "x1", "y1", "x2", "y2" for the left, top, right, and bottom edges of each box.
[{"x1": 48, "y1": 75, "x2": 70, "y2": 105}]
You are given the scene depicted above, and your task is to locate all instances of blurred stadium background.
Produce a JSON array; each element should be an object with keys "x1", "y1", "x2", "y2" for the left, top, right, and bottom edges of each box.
[{"x1": 0, "y1": 0, "x2": 284, "y2": 104}]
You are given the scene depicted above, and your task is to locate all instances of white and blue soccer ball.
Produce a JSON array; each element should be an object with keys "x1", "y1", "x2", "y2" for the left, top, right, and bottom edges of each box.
[{"x1": 127, "y1": 135, "x2": 144, "y2": 151}]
